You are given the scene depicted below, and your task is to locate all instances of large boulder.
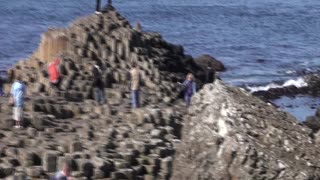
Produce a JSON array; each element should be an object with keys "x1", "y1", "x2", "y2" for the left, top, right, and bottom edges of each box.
[
  {"x1": 194, "y1": 54, "x2": 226, "y2": 72},
  {"x1": 303, "y1": 107, "x2": 320, "y2": 132},
  {"x1": 172, "y1": 80, "x2": 320, "y2": 179},
  {"x1": 306, "y1": 74, "x2": 320, "y2": 95}
]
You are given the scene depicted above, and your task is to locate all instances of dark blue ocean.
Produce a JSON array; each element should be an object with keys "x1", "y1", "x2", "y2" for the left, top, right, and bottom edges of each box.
[{"x1": 1, "y1": 0, "x2": 320, "y2": 120}]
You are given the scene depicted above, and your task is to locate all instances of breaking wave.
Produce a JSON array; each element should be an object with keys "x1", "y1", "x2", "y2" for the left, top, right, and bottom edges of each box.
[{"x1": 247, "y1": 77, "x2": 308, "y2": 93}]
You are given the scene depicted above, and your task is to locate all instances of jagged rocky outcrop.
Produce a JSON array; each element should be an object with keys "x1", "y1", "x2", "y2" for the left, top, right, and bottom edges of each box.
[
  {"x1": 252, "y1": 85, "x2": 309, "y2": 100},
  {"x1": 306, "y1": 74, "x2": 320, "y2": 95},
  {"x1": 252, "y1": 74, "x2": 320, "y2": 100},
  {"x1": 173, "y1": 80, "x2": 320, "y2": 180},
  {"x1": 0, "y1": 6, "x2": 210, "y2": 179},
  {"x1": 194, "y1": 54, "x2": 226, "y2": 72}
]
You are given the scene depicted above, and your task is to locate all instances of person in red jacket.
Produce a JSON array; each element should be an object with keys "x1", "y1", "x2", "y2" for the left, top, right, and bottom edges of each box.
[{"x1": 48, "y1": 58, "x2": 61, "y2": 90}]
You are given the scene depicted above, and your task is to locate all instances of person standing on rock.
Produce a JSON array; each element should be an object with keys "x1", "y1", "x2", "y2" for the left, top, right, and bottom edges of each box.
[
  {"x1": 95, "y1": 0, "x2": 102, "y2": 14},
  {"x1": 182, "y1": 73, "x2": 196, "y2": 107},
  {"x1": 129, "y1": 62, "x2": 141, "y2": 108},
  {"x1": 48, "y1": 58, "x2": 61, "y2": 91},
  {"x1": 92, "y1": 63, "x2": 105, "y2": 105},
  {"x1": 10, "y1": 76, "x2": 26, "y2": 128},
  {"x1": 51, "y1": 160, "x2": 72, "y2": 180}
]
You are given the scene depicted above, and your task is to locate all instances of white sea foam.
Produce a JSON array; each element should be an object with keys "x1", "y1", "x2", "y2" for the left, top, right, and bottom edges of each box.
[{"x1": 247, "y1": 77, "x2": 308, "y2": 93}]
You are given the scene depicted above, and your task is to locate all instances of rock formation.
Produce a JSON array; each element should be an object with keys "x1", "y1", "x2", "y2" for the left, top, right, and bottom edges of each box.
[
  {"x1": 306, "y1": 74, "x2": 320, "y2": 96},
  {"x1": 0, "y1": 6, "x2": 206, "y2": 179},
  {"x1": 194, "y1": 54, "x2": 226, "y2": 72},
  {"x1": 303, "y1": 107, "x2": 320, "y2": 132},
  {"x1": 173, "y1": 81, "x2": 320, "y2": 180},
  {"x1": 2, "y1": 3, "x2": 319, "y2": 180}
]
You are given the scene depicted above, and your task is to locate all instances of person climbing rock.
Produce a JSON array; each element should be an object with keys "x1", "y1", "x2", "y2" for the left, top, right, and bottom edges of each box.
[
  {"x1": 129, "y1": 62, "x2": 141, "y2": 108},
  {"x1": 182, "y1": 73, "x2": 196, "y2": 107},
  {"x1": 10, "y1": 75, "x2": 26, "y2": 128},
  {"x1": 92, "y1": 63, "x2": 105, "y2": 105},
  {"x1": 48, "y1": 57, "x2": 61, "y2": 91},
  {"x1": 51, "y1": 161, "x2": 72, "y2": 180}
]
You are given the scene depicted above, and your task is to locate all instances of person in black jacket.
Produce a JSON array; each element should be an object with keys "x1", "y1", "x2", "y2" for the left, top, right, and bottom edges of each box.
[{"x1": 92, "y1": 63, "x2": 105, "y2": 105}]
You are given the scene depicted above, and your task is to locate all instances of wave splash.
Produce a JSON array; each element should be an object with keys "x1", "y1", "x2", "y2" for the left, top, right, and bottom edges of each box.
[{"x1": 247, "y1": 77, "x2": 308, "y2": 93}]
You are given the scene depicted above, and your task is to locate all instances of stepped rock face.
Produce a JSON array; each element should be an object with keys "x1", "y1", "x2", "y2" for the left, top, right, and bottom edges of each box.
[
  {"x1": 173, "y1": 81, "x2": 320, "y2": 180},
  {"x1": 0, "y1": 6, "x2": 207, "y2": 179}
]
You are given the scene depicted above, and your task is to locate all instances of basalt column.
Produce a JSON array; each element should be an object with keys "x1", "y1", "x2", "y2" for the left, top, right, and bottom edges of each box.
[{"x1": 36, "y1": 29, "x2": 69, "y2": 63}]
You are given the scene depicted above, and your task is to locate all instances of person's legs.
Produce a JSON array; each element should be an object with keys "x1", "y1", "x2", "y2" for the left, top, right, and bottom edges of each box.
[
  {"x1": 184, "y1": 94, "x2": 191, "y2": 107},
  {"x1": 136, "y1": 90, "x2": 140, "y2": 108},
  {"x1": 13, "y1": 106, "x2": 22, "y2": 128},
  {"x1": 99, "y1": 88, "x2": 105, "y2": 105},
  {"x1": 94, "y1": 88, "x2": 100, "y2": 104},
  {"x1": 131, "y1": 90, "x2": 138, "y2": 108},
  {"x1": 0, "y1": 86, "x2": 3, "y2": 96},
  {"x1": 96, "y1": 0, "x2": 101, "y2": 12}
]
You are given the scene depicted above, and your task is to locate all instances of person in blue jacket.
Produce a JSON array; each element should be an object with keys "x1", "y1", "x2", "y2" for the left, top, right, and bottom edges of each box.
[
  {"x1": 10, "y1": 76, "x2": 26, "y2": 128},
  {"x1": 182, "y1": 73, "x2": 196, "y2": 107}
]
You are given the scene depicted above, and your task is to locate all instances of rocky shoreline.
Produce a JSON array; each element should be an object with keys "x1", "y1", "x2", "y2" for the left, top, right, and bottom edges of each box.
[{"x1": 0, "y1": 5, "x2": 320, "y2": 180}]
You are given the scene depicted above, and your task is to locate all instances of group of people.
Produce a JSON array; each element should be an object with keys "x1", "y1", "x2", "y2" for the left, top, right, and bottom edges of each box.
[
  {"x1": 91, "y1": 61, "x2": 142, "y2": 108},
  {"x1": 8, "y1": 57, "x2": 208, "y2": 128}
]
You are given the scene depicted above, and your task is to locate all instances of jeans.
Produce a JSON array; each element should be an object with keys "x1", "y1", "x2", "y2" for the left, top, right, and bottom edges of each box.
[
  {"x1": 131, "y1": 90, "x2": 140, "y2": 108},
  {"x1": 94, "y1": 88, "x2": 105, "y2": 105},
  {"x1": 184, "y1": 94, "x2": 192, "y2": 107}
]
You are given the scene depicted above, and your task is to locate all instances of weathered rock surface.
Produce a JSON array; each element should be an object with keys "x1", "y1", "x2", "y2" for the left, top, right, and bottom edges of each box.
[{"x1": 173, "y1": 80, "x2": 320, "y2": 180}]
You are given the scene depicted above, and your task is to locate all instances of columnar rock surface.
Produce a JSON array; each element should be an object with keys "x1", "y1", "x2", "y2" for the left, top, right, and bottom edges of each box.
[
  {"x1": 0, "y1": 6, "x2": 206, "y2": 179},
  {"x1": 173, "y1": 80, "x2": 320, "y2": 180}
]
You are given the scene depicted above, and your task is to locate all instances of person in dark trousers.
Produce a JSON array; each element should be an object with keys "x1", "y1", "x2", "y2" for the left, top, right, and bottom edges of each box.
[
  {"x1": 182, "y1": 73, "x2": 196, "y2": 107},
  {"x1": 205, "y1": 61, "x2": 216, "y2": 83},
  {"x1": 51, "y1": 161, "x2": 72, "y2": 180},
  {"x1": 129, "y1": 62, "x2": 141, "y2": 108},
  {"x1": 92, "y1": 63, "x2": 105, "y2": 105},
  {"x1": 0, "y1": 77, "x2": 4, "y2": 96},
  {"x1": 95, "y1": 0, "x2": 102, "y2": 14}
]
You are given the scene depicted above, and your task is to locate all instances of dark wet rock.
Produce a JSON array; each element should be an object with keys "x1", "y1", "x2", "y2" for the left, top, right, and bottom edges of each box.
[
  {"x1": 306, "y1": 74, "x2": 320, "y2": 95},
  {"x1": 194, "y1": 54, "x2": 226, "y2": 72},
  {"x1": 252, "y1": 85, "x2": 309, "y2": 100}
]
